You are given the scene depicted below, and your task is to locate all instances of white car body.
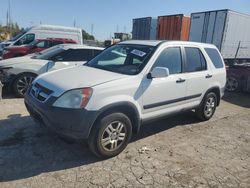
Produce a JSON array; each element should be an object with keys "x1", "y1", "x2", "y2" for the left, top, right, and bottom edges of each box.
[
  {"x1": 0, "y1": 44, "x2": 104, "y2": 96},
  {"x1": 0, "y1": 44, "x2": 103, "y2": 76}
]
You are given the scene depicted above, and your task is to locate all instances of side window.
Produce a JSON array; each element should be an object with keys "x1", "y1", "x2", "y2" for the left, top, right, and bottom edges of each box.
[
  {"x1": 205, "y1": 48, "x2": 224, "y2": 68},
  {"x1": 15, "y1": 33, "x2": 35, "y2": 45},
  {"x1": 52, "y1": 41, "x2": 63, "y2": 47},
  {"x1": 52, "y1": 49, "x2": 93, "y2": 61},
  {"x1": 152, "y1": 47, "x2": 182, "y2": 74},
  {"x1": 185, "y1": 47, "x2": 207, "y2": 72},
  {"x1": 93, "y1": 50, "x2": 102, "y2": 57},
  {"x1": 36, "y1": 41, "x2": 46, "y2": 48}
]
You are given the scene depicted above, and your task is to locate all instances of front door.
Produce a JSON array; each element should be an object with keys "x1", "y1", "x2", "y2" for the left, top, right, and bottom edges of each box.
[{"x1": 142, "y1": 47, "x2": 187, "y2": 115}]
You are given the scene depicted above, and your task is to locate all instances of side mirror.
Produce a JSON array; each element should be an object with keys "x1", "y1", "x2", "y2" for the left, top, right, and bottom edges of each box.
[{"x1": 148, "y1": 67, "x2": 170, "y2": 79}]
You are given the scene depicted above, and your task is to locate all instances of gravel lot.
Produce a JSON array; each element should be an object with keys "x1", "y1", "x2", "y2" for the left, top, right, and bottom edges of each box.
[{"x1": 0, "y1": 92, "x2": 249, "y2": 188}]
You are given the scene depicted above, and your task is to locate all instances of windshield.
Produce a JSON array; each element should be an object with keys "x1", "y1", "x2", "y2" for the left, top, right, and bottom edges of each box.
[
  {"x1": 32, "y1": 46, "x2": 64, "y2": 60},
  {"x1": 9, "y1": 29, "x2": 28, "y2": 42},
  {"x1": 85, "y1": 44, "x2": 155, "y2": 75}
]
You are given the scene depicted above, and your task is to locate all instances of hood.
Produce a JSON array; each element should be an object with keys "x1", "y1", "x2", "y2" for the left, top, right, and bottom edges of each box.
[
  {"x1": 0, "y1": 56, "x2": 48, "y2": 67},
  {"x1": 36, "y1": 65, "x2": 128, "y2": 97}
]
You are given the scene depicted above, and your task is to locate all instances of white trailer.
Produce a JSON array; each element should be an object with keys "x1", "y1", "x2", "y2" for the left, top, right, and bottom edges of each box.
[{"x1": 189, "y1": 9, "x2": 250, "y2": 63}]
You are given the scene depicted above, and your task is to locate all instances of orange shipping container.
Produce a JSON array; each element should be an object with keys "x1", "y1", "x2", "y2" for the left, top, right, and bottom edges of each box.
[{"x1": 157, "y1": 14, "x2": 190, "y2": 41}]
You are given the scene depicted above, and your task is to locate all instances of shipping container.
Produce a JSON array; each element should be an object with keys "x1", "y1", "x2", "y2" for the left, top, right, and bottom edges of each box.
[
  {"x1": 132, "y1": 17, "x2": 157, "y2": 40},
  {"x1": 189, "y1": 9, "x2": 250, "y2": 62},
  {"x1": 157, "y1": 14, "x2": 190, "y2": 41}
]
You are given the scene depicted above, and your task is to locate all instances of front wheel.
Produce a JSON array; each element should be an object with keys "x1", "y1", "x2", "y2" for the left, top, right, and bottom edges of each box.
[
  {"x1": 196, "y1": 92, "x2": 217, "y2": 121},
  {"x1": 13, "y1": 73, "x2": 36, "y2": 97},
  {"x1": 88, "y1": 113, "x2": 132, "y2": 158}
]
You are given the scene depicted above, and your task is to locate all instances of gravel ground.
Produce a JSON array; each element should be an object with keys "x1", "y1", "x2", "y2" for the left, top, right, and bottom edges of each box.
[{"x1": 0, "y1": 92, "x2": 249, "y2": 188}]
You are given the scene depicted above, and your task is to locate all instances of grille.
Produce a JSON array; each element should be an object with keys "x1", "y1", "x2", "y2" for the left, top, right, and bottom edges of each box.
[{"x1": 31, "y1": 83, "x2": 53, "y2": 102}]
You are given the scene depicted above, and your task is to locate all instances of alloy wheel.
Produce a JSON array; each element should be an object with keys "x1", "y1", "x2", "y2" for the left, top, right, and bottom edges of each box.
[
  {"x1": 101, "y1": 121, "x2": 126, "y2": 152},
  {"x1": 16, "y1": 75, "x2": 34, "y2": 96},
  {"x1": 204, "y1": 96, "x2": 216, "y2": 117}
]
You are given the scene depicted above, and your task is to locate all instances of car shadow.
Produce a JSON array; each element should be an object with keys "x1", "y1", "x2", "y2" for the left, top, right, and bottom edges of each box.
[
  {"x1": 223, "y1": 92, "x2": 250, "y2": 108},
  {"x1": 0, "y1": 110, "x2": 199, "y2": 182}
]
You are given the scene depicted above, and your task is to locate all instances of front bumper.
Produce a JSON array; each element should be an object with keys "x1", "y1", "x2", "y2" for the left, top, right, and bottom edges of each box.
[{"x1": 24, "y1": 92, "x2": 99, "y2": 140}]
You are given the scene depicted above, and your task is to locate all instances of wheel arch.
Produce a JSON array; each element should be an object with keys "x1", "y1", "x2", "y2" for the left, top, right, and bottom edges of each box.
[
  {"x1": 204, "y1": 86, "x2": 221, "y2": 106},
  {"x1": 89, "y1": 102, "x2": 141, "y2": 137}
]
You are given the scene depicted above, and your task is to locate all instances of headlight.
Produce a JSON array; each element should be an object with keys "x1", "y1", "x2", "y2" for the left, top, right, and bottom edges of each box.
[{"x1": 53, "y1": 88, "x2": 93, "y2": 109}]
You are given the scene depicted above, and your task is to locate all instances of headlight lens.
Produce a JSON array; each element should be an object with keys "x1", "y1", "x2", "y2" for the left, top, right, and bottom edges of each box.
[{"x1": 53, "y1": 88, "x2": 93, "y2": 109}]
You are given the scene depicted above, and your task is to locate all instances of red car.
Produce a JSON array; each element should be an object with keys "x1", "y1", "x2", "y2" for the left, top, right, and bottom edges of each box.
[
  {"x1": 226, "y1": 63, "x2": 250, "y2": 92},
  {"x1": 2, "y1": 38, "x2": 76, "y2": 59}
]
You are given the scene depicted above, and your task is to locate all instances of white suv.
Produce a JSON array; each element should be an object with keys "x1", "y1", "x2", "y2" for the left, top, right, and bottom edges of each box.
[{"x1": 24, "y1": 40, "x2": 226, "y2": 158}]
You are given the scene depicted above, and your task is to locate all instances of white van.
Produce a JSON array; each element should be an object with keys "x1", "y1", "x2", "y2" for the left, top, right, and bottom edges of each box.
[{"x1": 0, "y1": 25, "x2": 83, "y2": 49}]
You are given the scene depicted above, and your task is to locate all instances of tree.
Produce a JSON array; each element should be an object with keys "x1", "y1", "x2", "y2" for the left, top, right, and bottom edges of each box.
[{"x1": 82, "y1": 29, "x2": 95, "y2": 40}]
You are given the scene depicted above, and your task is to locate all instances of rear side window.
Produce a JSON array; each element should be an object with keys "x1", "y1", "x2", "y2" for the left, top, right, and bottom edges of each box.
[
  {"x1": 185, "y1": 47, "x2": 207, "y2": 72},
  {"x1": 53, "y1": 49, "x2": 99, "y2": 61},
  {"x1": 152, "y1": 47, "x2": 182, "y2": 74},
  {"x1": 205, "y1": 48, "x2": 224, "y2": 68},
  {"x1": 51, "y1": 41, "x2": 63, "y2": 46}
]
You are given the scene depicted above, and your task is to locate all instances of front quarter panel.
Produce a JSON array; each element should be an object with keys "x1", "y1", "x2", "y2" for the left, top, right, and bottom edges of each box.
[{"x1": 86, "y1": 74, "x2": 143, "y2": 117}]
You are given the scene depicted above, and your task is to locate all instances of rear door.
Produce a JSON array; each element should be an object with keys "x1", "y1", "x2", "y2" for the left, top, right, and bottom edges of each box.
[{"x1": 183, "y1": 46, "x2": 212, "y2": 104}]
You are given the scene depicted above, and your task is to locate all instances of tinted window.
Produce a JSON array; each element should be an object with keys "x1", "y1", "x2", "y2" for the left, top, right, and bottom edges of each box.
[
  {"x1": 51, "y1": 41, "x2": 63, "y2": 47},
  {"x1": 15, "y1": 33, "x2": 35, "y2": 45},
  {"x1": 205, "y1": 48, "x2": 224, "y2": 68},
  {"x1": 34, "y1": 47, "x2": 65, "y2": 60},
  {"x1": 53, "y1": 49, "x2": 98, "y2": 62},
  {"x1": 152, "y1": 47, "x2": 182, "y2": 74},
  {"x1": 185, "y1": 47, "x2": 207, "y2": 72},
  {"x1": 93, "y1": 50, "x2": 102, "y2": 56}
]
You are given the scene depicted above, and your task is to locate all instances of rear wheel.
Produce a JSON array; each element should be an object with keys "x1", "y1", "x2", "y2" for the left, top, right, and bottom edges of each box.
[
  {"x1": 13, "y1": 73, "x2": 36, "y2": 97},
  {"x1": 196, "y1": 92, "x2": 217, "y2": 121},
  {"x1": 88, "y1": 113, "x2": 132, "y2": 158},
  {"x1": 226, "y1": 76, "x2": 239, "y2": 92}
]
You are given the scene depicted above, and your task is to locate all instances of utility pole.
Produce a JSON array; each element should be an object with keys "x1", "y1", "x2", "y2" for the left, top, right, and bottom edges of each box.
[
  {"x1": 116, "y1": 25, "x2": 119, "y2": 33},
  {"x1": 91, "y1": 24, "x2": 94, "y2": 36}
]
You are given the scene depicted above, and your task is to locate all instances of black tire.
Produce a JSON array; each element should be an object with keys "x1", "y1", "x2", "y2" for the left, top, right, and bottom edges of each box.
[
  {"x1": 196, "y1": 92, "x2": 217, "y2": 121},
  {"x1": 226, "y1": 76, "x2": 239, "y2": 92},
  {"x1": 88, "y1": 113, "x2": 132, "y2": 158},
  {"x1": 13, "y1": 73, "x2": 36, "y2": 98}
]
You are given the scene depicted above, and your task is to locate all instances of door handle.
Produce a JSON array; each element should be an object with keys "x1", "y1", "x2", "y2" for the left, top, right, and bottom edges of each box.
[
  {"x1": 176, "y1": 78, "x2": 186, "y2": 83},
  {"x1": 205, "y1": 74, "x2": 213, "y2": 79}
]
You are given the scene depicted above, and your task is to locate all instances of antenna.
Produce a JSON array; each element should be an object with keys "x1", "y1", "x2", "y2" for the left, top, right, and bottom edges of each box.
[{"x1": 73, "y1": 19, "x2": 76, "y2": 27}]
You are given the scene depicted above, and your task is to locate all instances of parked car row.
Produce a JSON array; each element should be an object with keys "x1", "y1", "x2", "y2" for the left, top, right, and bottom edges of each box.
[{"x1": 2, "y1": 38, "x2": 77, "y2": 59}]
